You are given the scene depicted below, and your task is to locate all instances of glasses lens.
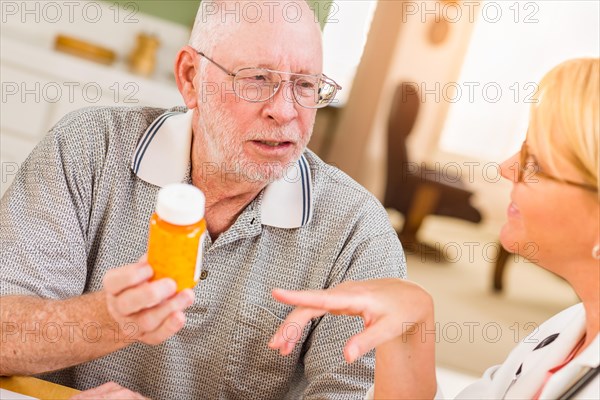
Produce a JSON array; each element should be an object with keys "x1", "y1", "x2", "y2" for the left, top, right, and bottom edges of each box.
[
  {"x1": 317, "y1": 79, "x2": 337, "y2": 107},
  {"x1": 234, "y1": 68, "x2": 280, "y2": 102},
  {"x1": 293, "y1": 76, "x2": 319, "y2": 106},
  {"x1": 294, "y1": 76, "x2": 337, "y2": 109}
]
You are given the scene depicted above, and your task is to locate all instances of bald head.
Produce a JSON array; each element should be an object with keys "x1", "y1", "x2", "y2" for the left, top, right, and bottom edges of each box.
[{"x1": 189, "y1": 0, "x2": 322, "y2": 56}]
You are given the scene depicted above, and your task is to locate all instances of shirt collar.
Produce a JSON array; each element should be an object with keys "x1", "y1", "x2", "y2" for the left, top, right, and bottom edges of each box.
[{"x1": 131, "y1": 109, "x2": 313, "y2": 229}]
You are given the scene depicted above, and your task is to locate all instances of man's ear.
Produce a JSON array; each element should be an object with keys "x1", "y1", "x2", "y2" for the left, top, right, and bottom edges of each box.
[{"x1": 174, "y1": 46, "x2": 200, "y2": 109}]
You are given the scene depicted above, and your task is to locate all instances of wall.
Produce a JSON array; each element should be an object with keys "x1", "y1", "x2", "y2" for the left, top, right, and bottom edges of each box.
[
  {"x1": 327, "y1": 2, "x2": 480, "y2": 192},
  {"x1": 103, "y1": 0, "x2": 333, "y2": 29},
  {"x1": 0, "y1": 0, "x2": 186, "y2": 194},
  {"x1": 325, "y1": 1, "x2": 514, "y2": 234},
  {"x1": 104, "y1": 0, "x2": 200, "y2": 27}
]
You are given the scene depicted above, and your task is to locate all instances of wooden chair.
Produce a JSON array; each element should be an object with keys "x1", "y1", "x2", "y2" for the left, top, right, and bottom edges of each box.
[{"x1": 384, "y1": 83, "x2": 483, "y2": 259}]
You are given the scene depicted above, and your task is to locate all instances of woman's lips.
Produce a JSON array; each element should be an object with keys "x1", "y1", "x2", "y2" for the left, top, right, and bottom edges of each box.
[{"x1": 507, "y1": 202, "x2": 520, "y2": 218}]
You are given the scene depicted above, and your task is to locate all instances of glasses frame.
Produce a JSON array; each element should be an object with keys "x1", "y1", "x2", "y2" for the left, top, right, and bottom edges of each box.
[
  {"x1": 519, "y1": 141, "x2": 597, "y2": 192},
  {"x1": 196, "y1": 51, "x2": 341, "y2": 109}
]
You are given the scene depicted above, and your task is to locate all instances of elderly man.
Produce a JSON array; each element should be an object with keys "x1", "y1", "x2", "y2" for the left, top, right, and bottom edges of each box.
[{"x1": 0, "y1": 1, "x2": 405, "y2": 399}]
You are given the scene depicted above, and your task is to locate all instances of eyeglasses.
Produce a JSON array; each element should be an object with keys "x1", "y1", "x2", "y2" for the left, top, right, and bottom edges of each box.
[
  {"x1": 196, "y1": 51, "x2": 341, "y2": 109},
  {"x1": 518, "y1": 141, "x2": 597, "y2": 192}
]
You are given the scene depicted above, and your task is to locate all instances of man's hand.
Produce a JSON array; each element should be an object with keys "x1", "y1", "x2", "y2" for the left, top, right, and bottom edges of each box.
[
  {"x1": 70, "y1": 382, "x2": 148, "y2": 399},
  {"x1": 103, "y1": 255, "x2": 195, "y2": 345}
]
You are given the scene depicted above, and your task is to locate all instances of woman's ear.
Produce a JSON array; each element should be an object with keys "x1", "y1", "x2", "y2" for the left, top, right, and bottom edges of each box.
[{"x1": 174, "y1": 46, "x2": 200, "y2": 110}]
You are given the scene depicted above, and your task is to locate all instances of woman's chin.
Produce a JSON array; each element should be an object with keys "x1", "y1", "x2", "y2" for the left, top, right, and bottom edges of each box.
[{"x1": 499, "y1": 223, "x2": 520, "y2": 254}]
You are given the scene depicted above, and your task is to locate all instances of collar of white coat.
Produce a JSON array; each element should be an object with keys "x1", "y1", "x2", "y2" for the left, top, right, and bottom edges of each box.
[
  {"x1": 509, "y1": 303, "x2": 598, "y2": 399},
  {"x1": 131, "y1": 109, "x2": 313, "y2": 229},
  {"x1": 575, "y1": 333, "x2": 600, "y2": 368}
]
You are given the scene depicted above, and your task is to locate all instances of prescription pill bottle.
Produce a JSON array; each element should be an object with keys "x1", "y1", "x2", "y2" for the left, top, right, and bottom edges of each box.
[{"x1": 147, "y1": 183, "x2": 206, "y2": 292}]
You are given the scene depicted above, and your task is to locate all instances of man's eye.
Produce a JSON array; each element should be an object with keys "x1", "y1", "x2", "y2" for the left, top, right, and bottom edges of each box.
[
  {"x1": 251, "y1": 75, "x2": 268, "y2": 82},
  {"x1": 296, "y1": 80, "x2": 316, "y2": 89}
]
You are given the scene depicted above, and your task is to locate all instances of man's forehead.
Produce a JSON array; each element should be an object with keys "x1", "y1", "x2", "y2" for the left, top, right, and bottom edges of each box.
[
  {"x1": 225, "y1": 48, "x2": 322, "y2": 74},
  {"x1": 211, "y1": 8, "x2": 323, "y2": 73}
]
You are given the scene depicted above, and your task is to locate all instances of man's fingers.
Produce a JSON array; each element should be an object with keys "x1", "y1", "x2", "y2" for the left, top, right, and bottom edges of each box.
[
  {"x1": 103, "y1": 262, "x2": 154, "y2": 296},
  {"x1": 272, "y1": 288, "x2": 359, "y2": 314},
  {"x1": 69, "y1": 382, "x2": 121, "y2": 399},
  {"x1": 69, "y1": 382, "x2": 148, "y2": 400},
  {"x1": 115, "y1": 279, "x2": 177, "y2": 316},
  {"x1": 269, "y1": 306, "x2": 325, "y2": 354},
  {"x1": 137, "y1": 311, "x2": 186, "y2": 345},
  {"x1": 133, "y1": 289, "x2": 194, "y2": 333},
  {"x1": 110, "y1": 388, "x2": 148, "y2": 399}
]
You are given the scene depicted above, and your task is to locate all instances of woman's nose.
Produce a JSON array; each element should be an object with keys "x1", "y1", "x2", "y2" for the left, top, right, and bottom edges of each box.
[{"x1": 499, "y1": 152, "x2": 520, "y2": 182}]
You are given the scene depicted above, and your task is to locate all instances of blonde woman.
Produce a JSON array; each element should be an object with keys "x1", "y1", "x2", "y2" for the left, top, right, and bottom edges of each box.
[{"x1": 269, "y1": 58, "x2": 599, "y2": 399}]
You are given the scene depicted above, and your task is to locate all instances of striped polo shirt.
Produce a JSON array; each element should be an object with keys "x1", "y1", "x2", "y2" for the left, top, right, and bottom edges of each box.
[{"x1": 0, "y1": 106, "x2": 406, "y2": 400}]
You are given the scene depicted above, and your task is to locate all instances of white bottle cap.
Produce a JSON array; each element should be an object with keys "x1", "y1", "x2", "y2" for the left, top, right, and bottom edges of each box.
[{"x1": 155, "y1": 183, "x2": 205, "y2": 226}]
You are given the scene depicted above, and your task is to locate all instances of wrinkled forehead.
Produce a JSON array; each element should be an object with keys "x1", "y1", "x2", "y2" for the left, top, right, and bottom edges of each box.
[{"x1": 209, "y1": 1, "x2": 323, "y2": 74}]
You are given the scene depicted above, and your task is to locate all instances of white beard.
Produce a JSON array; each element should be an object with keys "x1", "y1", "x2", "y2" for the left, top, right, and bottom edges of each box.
[{"x1": 196, "y1": 99, "x2": 307, "y2": 184}]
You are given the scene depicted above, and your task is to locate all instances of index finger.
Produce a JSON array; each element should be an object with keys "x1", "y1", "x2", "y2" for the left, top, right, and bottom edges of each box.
[
  {"x1": 103, "y1": 261, "x2": 154, "y2": 296},
  {"x1": 272, "y1": 288, "x2": 359, "y2": 314}
]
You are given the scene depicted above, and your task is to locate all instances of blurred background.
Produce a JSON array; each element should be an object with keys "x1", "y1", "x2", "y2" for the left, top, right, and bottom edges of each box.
[{"x1": 1, "y1": 0, "x2": 598, "y2": 396}]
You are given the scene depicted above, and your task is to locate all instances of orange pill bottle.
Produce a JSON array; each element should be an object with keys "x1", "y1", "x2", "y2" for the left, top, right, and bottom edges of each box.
[{"x1": 147, "y1": 183, "x2": 206, "y2": 292}]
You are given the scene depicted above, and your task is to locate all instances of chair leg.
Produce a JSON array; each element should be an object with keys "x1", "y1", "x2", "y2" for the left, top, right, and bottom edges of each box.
[
  {"x1": 400, "y1": 184, "x2": 442, "y2": 257},
  {"x1": 493, "y1": 244, "x2": 511, "y2": 292}
]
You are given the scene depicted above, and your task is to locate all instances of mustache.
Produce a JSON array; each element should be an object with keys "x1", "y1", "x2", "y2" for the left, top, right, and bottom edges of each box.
[
  {"x1": 201, "y1": 101, "x2": 308, "y2": 144},
  {"x1": 247, "y1": 127, "x2": 302, "y2": 143}
]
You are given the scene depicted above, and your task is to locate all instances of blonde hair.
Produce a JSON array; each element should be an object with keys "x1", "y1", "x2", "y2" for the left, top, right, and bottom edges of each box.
[{"x1": 527, "y1": 58, "x2": 599, "y2": 191}]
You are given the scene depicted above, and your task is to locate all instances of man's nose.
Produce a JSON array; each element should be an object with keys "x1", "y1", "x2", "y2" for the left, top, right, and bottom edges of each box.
[{"x1": 261, "y1": 82, "x2": 299, "y2": 124}]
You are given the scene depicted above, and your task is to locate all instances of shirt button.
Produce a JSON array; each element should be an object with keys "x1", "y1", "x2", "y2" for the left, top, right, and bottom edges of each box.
[{"x1": 199, "y1": 270, "x2": 208, "y2": 280}]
